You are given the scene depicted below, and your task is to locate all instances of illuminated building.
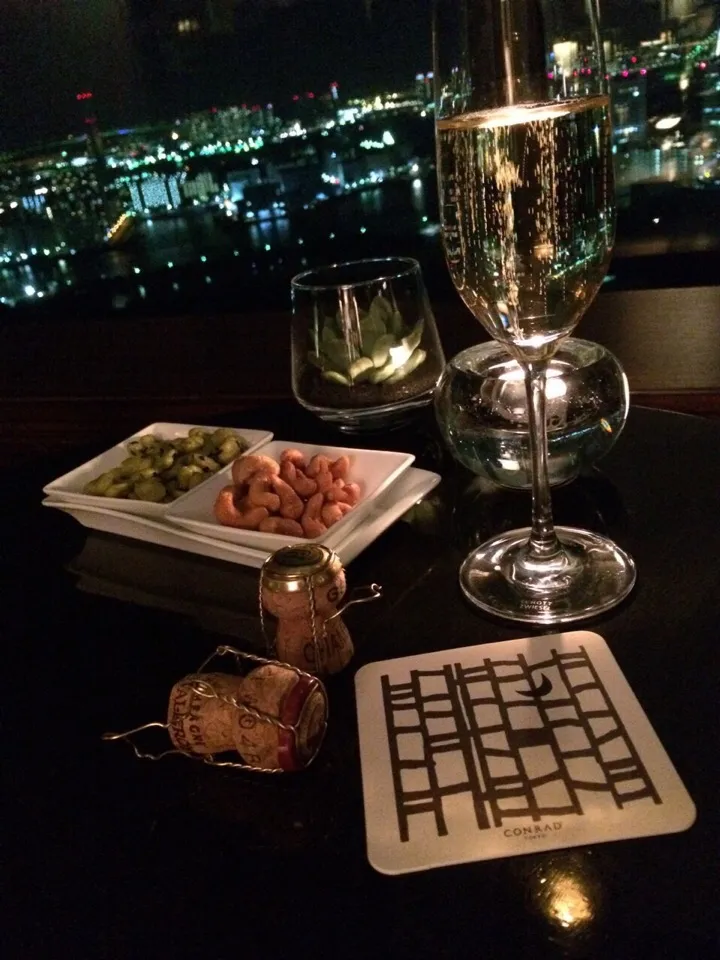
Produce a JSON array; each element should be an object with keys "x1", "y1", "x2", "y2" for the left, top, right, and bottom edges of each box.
[
  {"x1": 611, "y1": 75, "x2": 649, "y2": 146},
  {"x1": 128, "y1": 174, "x2": 184, "y2": 211},
  {"x1": 700, "y1": 60, "x2": 720, "y2": 128},
  {"x1": 182, "y1": 171, "x2": 220, "y2": 202},
  {"x1": 414, "y1": 73, "x2": 434, "y2": 103},
  {"x1": 553, "y1": 41, "x2": 579, "y2": 73}
]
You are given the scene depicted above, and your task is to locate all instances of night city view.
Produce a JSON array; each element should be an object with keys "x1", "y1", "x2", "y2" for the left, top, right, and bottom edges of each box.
[{"x1": 1, "y1": 0, "x2": 719, "y2": 320}]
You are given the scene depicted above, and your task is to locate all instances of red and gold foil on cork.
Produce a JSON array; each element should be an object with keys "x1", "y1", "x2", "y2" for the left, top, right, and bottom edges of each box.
[
  {"x1": 102, "y1": 646, "x2": 328, "y2": 774},
  {"x1": 260, "y1": 544, "x2": 382, "y2": 677}
]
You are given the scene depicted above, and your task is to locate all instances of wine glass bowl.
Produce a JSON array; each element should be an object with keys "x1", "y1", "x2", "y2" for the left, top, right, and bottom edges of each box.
[
  {"x1": 434, "y1": 0, "x2": 635, "y2": 623},
  {"x1": 437, "y1": 97, "x2": 615, "y2": 357}
]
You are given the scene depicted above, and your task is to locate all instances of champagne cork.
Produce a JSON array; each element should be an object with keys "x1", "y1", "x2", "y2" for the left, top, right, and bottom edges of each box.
[
  {"x1": 232, "y1": 663, "x2": 328, "y2": 771},
  {"x1": 167, "y1": 672, "x2": 244, "y2": 755},
  {"x1": 261, "y1": 544, "x2": 353, "y2": 675}
]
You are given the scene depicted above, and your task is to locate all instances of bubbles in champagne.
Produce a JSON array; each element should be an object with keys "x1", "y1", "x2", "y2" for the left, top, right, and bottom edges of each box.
[{"x1": 437, "y1": 96, "x2": 614, "y2": 354}]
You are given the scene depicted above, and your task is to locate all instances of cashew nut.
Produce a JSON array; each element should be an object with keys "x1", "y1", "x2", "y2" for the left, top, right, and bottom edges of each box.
[
  {"x1": 258, "y1": 517, "x2": 304, "y2": 537},
  {"x1": 231, "y1": 454, "x2": 281, "y2": 486},
  {"x1": 269, "y1": 475, "x2": 304, "y2": 520},
  {"x1": 306, "y1": 454, "x2": 331, "y2": 478},
  {"x1": 247, "y1": 474, "x2": 281, "y2": 512},
  {"x1": 280, "y1": 459, "x2": 318, "y2": 498},
  {"x1": 330, "y1": 456, "x2": 350, "y2": 480},
  {"x1": 214, "y1": 486, "x2": 269, "y2": 529},
  {"x1": 321, "y1": 501, "x2": 353, "y2": 528},
  {"x1": 326, "y1": 479, "x2": 361, "y2": 506},
  {"x1": 315, "y1": 466, "x2": 334, "y2": 494},
  {"x1": 301, "y1": 491, "x2": 328, "y2": 539},
  {"x1": 280, "y1": 449, "x2": 307, "y2": 470}
]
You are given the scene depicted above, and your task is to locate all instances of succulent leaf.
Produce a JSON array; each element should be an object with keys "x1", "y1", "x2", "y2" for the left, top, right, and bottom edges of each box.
[
  {"x1": 386, "y1": 348, "x2": 427, "y2": 383},
  {"x1": 369, "y1": 292, "x2": 393, "y2": 326},
  {"x1": 322, "y1": 370, "x2": 352, "y2": 386},
  {"x1": 401, "y1": 317, "x2": 424, "y2": 355},
  {"x1": 371, "y1": 333, "x2": 397, "y2": 369}
]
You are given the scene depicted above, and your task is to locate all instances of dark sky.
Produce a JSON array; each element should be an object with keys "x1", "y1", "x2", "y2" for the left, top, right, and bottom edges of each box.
[
  {"x1": 0, "y1": 0, "x2": 433, "y2": 150},
  {"x1": 0, "y1": 0, "x2": 658, "y2": 151}
]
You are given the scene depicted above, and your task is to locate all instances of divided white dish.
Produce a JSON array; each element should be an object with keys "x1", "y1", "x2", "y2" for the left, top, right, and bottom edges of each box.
[
  {"x1": 165, "y1": 439, "x2": 415, "y2": 550},
  {"x1": 42, "y1": 467, "x2": 442, "y2": 569},
  {"x1": 42, "y1": 422, "x2": 273, "y2": 519}
]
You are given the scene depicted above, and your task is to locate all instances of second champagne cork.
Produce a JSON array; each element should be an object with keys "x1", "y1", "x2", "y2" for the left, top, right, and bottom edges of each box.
[
  {"x1": 166, "y1": 672, "x2": 245, "y2": 755},
  {"x1": 232, "y1": 663, "x2": 328, "y2": 771}
]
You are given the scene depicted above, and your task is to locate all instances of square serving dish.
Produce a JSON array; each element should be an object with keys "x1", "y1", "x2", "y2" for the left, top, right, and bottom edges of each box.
[
  {"x1": 165, "y1": 439, "x2": 415, "y2": 550},
  {"x1": 42, "y1": 423, "x2": 274, "y2": 519}
]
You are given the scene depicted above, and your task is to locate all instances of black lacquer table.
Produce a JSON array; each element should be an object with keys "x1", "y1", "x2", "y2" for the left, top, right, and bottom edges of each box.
[{"x1": 5, "y1": 404, "x2": 719, "y2": 959}]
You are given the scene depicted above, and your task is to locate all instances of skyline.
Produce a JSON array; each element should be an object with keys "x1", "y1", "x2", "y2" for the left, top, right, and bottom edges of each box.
[
  {"x1": 0, "y1": 0, "x2": 709, "y2": 151},
  {"x1": 0, "y1": 0, "x2": 717, "y2": 151},
  {"x1": 0, "y1": 0, "x2": 432, "y2": 151}
]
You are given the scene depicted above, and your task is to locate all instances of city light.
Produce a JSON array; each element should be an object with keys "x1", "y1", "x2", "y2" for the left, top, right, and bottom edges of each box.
[
  {"x1": 0, "y1": 48, "x2": 717, "y2": 313},
  {"x1": 655, "y1": 116, "x2": 682, "y2": 131},
  {"x1": 24, "y1": 285, "x2": 36, "y2": 297}
]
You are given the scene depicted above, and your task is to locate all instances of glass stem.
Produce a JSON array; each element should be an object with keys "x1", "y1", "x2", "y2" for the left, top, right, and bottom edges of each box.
[{"x1": 523, "y1": 360, "x2": 562, "y2": 561}]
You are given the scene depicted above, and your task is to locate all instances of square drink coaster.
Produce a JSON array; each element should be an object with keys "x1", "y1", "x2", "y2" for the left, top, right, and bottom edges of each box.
[{"x1": 355, "y1": 630, "x2": 695, "y2": 876}]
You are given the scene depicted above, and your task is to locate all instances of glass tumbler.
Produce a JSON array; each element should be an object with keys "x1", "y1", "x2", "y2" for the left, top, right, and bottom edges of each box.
[{"x1": 291, "y1": 258, "x2": 446, "y2": 432}]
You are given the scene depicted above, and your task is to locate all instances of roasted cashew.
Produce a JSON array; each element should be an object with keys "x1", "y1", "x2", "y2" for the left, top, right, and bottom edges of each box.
[
  {"x1": 247, "y1": 474, "x2": 281, "y2": 512},
  {"x1": 330, "y1": 456, "x2": 350, "y2": 480},
  {"x1": 301, "y1": 491, "x2": 327, "y2": 538},
  {"x1": 269, "y1": 475, "x2": 304, "y2": 520},
  {"x1": 214, "y1": 486, "x2": 269, "y2": 529},
  {"x1": 306, "y1": 454, "x2": 332, "y2": 478},
  {"x1": 280, "y1": 459, "x2": 318, "y2": 498},
  {"x1": 231, "y1": 454, "x2": 280, "y2": 486},
  {"x1": 258, "y1": 517, "x2": 304, "y2": 537},
  {"x1": 280, "y1": 449, "x2": 307, "y2": 470}
]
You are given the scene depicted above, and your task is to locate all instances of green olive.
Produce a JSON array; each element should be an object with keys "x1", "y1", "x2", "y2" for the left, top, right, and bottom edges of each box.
[
  {"x1": 103, "y1": 482, "x2": 131, "y2": 498},
  {"x1": 210, "y1": 427, "x2": 237, "y2": 448},
  {"x1": 217, "y1": 437, "x2": 240, "y2": 464},
  {"x1": 83, "y1": 429, "x2": 250, "y2": 501},
  {"x1": 177, "y1": 464, "x2": 204, "y2": 490},
  {"x1": 134, "y1": 478, "x2": 166, "y2": 502},
  {"x1": 192, "y1": 454, "x2": 220, "y2": 472},
  {"x1": 119, "y1": 456, "x2": 153, "y2": 474},
  {"x1": 176, "y1": 434, "x2": 205, "y2": 453},
  {"x1": 83, "y1": 471, "x2": 115, "y2": 495}
]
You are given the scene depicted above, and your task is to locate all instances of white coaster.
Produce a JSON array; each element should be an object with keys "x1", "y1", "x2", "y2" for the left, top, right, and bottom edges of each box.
[{"x1": 355, "y1": 631, "x2": 695, "y2": 876}]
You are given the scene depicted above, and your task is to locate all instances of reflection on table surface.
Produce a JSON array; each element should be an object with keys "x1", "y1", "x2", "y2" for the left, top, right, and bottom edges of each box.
[{"x1": 6, "y1": 404, "x2": 720, "y2": 959}]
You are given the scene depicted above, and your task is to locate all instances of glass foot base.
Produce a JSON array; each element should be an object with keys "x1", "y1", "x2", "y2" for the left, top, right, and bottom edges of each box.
[{"x1": 459, "y1": 526, "x2": 636, "y2": 625}]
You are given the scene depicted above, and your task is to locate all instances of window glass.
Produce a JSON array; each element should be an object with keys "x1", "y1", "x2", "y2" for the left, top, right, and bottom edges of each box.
[{"x1": 0, "y1": 0, "x2": 718, "y2": 319}]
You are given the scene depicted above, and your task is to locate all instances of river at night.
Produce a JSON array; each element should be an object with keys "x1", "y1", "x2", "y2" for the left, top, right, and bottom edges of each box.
[{"x1": 0, "y1": 174, "x2": 446, "y2": 318}]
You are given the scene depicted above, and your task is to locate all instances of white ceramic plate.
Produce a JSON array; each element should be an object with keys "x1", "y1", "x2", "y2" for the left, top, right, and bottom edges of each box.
[
  {"x1": 42, "y1": 467, "x2": 441, "y2": 569},
  {"x1": 42, "y1": 422, "x2": 273, "y2": 519},
  {"x1": 165, "y1": 439, "x2": 415, "y2": 550}
]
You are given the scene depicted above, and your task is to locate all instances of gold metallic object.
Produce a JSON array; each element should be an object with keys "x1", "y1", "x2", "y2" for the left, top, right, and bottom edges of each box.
[
  {"x1": 261, "y1": 544, "x2": 342, "y2": 594},
  {"x1": 259, "y1": 544, "x2": 382, "y2": 674},
  {"x1": 102, "y1": 645, "x2": 328, "y2": 774}
]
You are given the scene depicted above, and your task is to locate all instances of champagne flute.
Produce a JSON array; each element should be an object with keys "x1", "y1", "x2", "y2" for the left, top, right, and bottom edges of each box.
[{"x1": 434, "y1": 0, "x2": 636, "y2": 623}]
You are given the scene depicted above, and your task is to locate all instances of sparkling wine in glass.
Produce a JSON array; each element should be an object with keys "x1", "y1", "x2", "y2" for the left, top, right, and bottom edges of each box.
[{"x1": 434, "y1": 0, "x2": 635, "y2": 623}]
